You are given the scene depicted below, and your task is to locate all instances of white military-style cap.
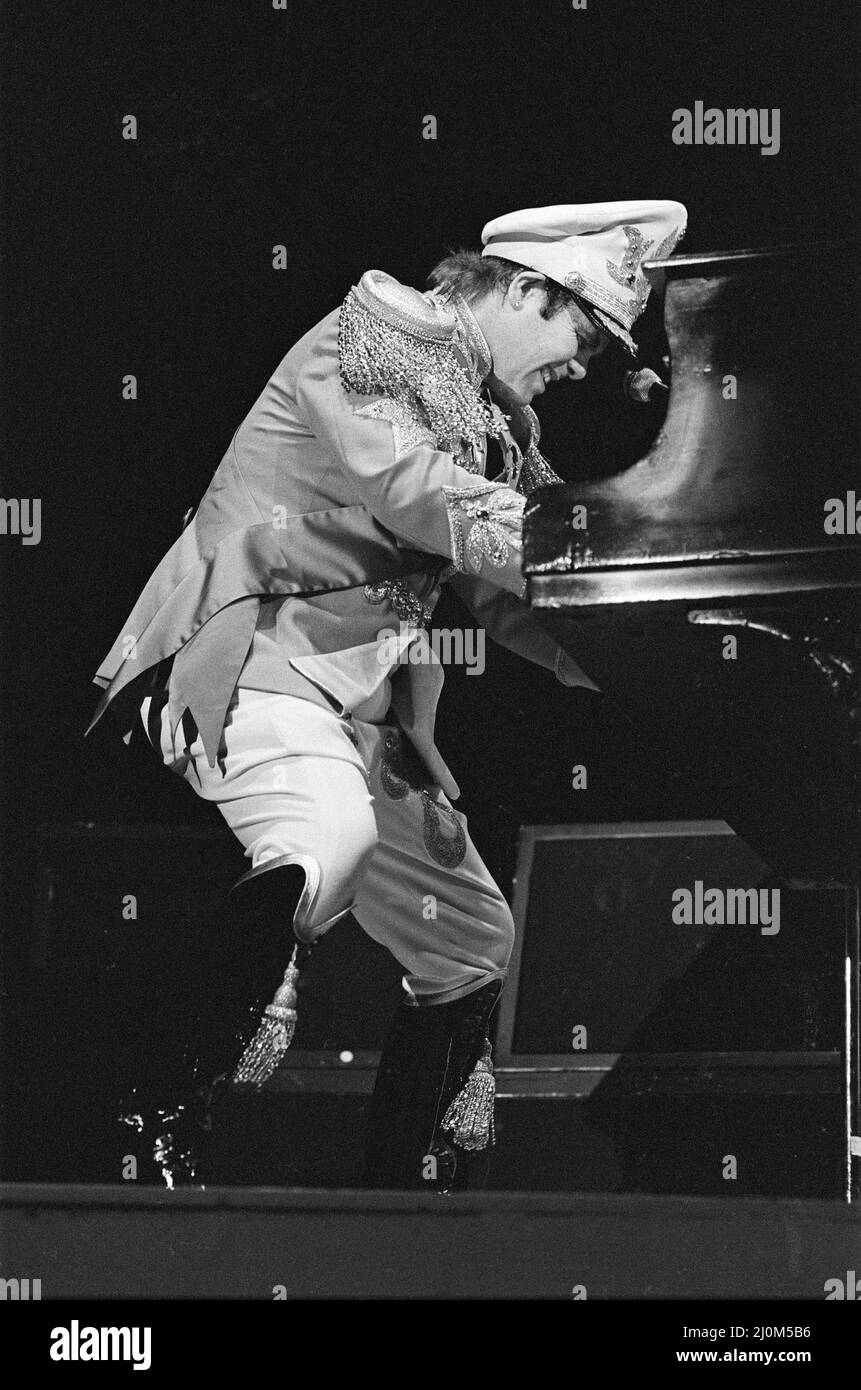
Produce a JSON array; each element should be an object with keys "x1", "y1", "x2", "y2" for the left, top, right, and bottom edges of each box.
[{"x1": 481, "y1": 200, "x2": 687, "y2": 354}]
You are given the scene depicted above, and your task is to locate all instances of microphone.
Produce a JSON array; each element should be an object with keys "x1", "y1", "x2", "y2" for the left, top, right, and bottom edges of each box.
[{"x1": 622, "y1": 367, "x2": 670, "y2": 404}]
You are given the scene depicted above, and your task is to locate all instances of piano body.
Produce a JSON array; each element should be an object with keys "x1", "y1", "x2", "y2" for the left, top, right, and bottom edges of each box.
[
  {"x1": 525, "y1": 246, "x2": 859, "y2": 878},
  {"x1": 523, "y1": 245, "x2": 860, "y2": 1193}
]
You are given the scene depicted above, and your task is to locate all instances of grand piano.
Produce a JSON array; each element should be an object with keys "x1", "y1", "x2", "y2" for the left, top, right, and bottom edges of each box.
[{"x1": 522, "y1": 245, "x2": 860, "y2": 1193}]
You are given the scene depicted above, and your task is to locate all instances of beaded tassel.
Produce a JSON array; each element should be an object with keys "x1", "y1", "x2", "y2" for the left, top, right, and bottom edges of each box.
[
  {"x1": 231, "y1": 946, "x2": 300, "y2": 1088},
  {"x1": 519, "y1": 443, "x2": 563, "y2": 493},
  {"x1": 440, "y1": 1040, "x2": 496, "y2": 1151}
]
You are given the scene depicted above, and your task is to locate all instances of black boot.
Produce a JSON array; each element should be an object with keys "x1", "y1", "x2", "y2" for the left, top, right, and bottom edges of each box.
[
  {"x1": 117, "y1": 856, "x2": 315, "y2": 1187},
  {"x1": 363, "y1": 978, "x2": 503, "y2": 1192}
]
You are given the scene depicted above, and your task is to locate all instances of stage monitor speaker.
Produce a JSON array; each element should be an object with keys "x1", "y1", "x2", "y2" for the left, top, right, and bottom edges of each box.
[{"x1": 496, "y1": 820, "x2": 846, "y2": 1095}]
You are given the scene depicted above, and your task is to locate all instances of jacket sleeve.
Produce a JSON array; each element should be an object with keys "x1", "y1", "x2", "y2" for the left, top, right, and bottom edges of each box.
[
  {"x1": 448, "y1": 572, "x2": 600, "y2": 691},
  {"x1": 292, "y1": 317, "x2": 527, "y2": 598}
]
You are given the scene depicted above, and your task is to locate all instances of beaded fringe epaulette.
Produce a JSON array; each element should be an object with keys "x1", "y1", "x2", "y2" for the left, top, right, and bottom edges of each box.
[{"x1": 339, "y1": 270, "x2": 504, "y2": 453}]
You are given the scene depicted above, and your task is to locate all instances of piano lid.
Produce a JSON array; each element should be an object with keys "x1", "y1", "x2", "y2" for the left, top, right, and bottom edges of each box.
[{"x1": 524, "y1": 244, "x2": 860, "y2": 607}]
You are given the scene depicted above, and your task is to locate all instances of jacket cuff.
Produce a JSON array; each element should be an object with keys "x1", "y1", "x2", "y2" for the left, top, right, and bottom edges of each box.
[{"x1": 441, "y1": 482, "x2": 525, "y2": 577}]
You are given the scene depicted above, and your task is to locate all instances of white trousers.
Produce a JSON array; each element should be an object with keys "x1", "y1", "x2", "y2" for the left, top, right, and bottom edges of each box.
[{"x1": 141, "y1": 688, "x2": 514, "y2": 1004}]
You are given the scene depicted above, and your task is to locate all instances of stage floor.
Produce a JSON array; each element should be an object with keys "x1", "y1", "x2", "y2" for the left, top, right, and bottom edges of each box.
[{"x1": 1, "y1": 1183, "x2": 858, "y2": 1299}]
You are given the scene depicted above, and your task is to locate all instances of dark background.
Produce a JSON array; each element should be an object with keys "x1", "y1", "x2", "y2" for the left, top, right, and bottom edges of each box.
[{"x1": 0, "y1": 0, "x2": 856, "y2": 1184}]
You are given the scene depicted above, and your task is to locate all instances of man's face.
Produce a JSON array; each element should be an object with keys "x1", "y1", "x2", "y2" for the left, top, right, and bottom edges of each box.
[{"x1": 486, "y1": 273, "x2": 609, "y2": 405}]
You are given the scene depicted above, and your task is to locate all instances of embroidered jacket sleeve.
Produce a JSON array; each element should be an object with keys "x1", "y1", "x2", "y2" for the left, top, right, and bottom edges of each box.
[
  {"x1": 448, "y1": 573, "x2": 599, "y2": 691},
  {"x1": 292, "y1": 289, "x2": 527, "y2": 599}
]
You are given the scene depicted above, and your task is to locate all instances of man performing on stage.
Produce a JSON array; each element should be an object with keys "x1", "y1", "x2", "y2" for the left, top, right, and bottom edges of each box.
[{"x1": 87, "y1": 200, "x2": 687, "y2": 1190}]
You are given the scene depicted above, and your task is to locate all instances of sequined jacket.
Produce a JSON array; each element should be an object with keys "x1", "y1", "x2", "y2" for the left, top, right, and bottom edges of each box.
[{"x1": 86, "y1": 270, "x2": 595, "y2": 797}]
